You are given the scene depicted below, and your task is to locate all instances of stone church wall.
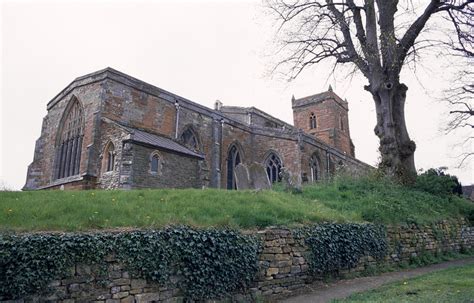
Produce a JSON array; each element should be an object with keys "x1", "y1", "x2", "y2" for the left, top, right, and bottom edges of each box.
[
  {"x1": 299, "y1": 145, "x2": 329, "y2": 181},
  {"x1": 293, "y1": 94, "x2": 353, "y2": 157},
  {"x1": 249, "y1": 132, "x2": 301, "y2": 177},
  {"x1": 128, "y1": 144, "x2": 202, "y2": 189},
  {"x1": 175, "y1": 106, "x2": 215, "y2": 186},
  {"x1": 96, "y1": 122, "x2": 131, "y2": 189},
  {"x1": 24, "y1": 82, "x2": 104, "y2": 190},
  {"x1": 101, "y1": 80, "x2": 176, "y2": 138}
]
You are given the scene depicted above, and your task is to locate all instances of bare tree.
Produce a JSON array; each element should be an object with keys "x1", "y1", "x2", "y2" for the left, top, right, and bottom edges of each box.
[
  {"x1": 443, "y1": 67, "x2": 473, "y2": 167},
  {"x1": 441, "y1": 3, "x2": 473, "y2": 167},
  {"x1": 268, "y1": 0, "x2": 473, "y2": 183}
]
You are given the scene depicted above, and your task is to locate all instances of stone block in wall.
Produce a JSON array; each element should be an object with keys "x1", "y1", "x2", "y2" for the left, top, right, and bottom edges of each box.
[
  {"x1": 135, "y1": 292, "x2": 161, "y2": 303},
  {"x1": 266, "y1": 267, "x2": 279, "y2": 277},
  {"x1": 120, "y1": 296, "x2": 134, "y2": 303},
  {"x1": 111, "y1": 291, "x2": 129, "y2": 299},
  {"x1": 130, "y1": 278, "x2": 147, "y2": 289},
  {"x1": 270, "y1": 260, "x2": 292, "y2": 268},
  {"x1": 112, "y1": 278, "x2": 131, "y2": 286}
]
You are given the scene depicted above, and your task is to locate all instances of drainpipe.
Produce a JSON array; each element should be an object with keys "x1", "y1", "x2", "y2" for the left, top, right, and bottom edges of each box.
[
  {"x1": 211, "y1": 117, "x2": 222, "y2": 188},
  {"x1": 326, "y1": 150, "x2": 330, "y2": 179},
  {"x1": 220, "y1": 118, "x2": 225, "y2": 187},
  {"x1": 174, "y1": 100, "x2": 180, "y2": 139}
]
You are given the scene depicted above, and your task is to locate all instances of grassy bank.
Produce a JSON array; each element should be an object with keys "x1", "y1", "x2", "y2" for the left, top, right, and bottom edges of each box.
[
  {"x1": 1, "y1": 177, "x2": 472, "y2": 231},
  {"x1": 336, "y1": 263, "x2": 474, "y2": 302}
]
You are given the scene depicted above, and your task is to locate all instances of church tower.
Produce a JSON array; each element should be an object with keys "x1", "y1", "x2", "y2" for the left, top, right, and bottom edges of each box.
[{"x1": 292, "y1": 86, "x2": 355, "y2": 157}]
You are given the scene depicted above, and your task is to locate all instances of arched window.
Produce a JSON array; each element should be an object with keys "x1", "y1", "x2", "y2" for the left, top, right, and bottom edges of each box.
[
  {"x1": 150, "y1": 153, "x2": 160, "y2": 173},
  {"x1": 265, "y1": 152, "x2": 282, "y2": 183},
  {"x1": 180, "y1": 127, "x2": 199, "y2": 151},
  {"x1": 104, "y1": 142, "x2": 115, "y2": 172},
  {"x1": 340, "y1": 114, "x2": 344, "y2": 130},
  {"x1": 310, "y1": 154, "x2": 320, "y2": 182},
  {"x1": 227, "y1": 144, "x2": 241, "y2": 189},
  {"x1": 310, "y1": 113, "x2": 317, "y2": 129},
  {"x1": 55, "y1": 98, "x2": 84, "y2": 179}
]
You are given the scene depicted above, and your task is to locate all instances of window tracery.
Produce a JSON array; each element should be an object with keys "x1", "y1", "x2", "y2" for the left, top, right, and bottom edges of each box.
[
  {"x1": 265, "y1": 152, "x2": 282, "y2": 183},
  {"x1": 55, "y1": 99, "x2": 84, "y2": 179}
]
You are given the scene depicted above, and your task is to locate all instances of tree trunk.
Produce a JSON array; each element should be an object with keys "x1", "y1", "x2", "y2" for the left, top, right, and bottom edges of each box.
[{"x1": 370, "y1": 82, "x2": 417, "y2": 183}]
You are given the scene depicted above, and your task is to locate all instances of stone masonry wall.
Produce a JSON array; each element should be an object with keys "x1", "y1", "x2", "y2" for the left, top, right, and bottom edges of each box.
[
  {"x1": 97, "y1": 121, "x2": 131, "y2": 190},
  {"x1": 129, "y1": 143, "x2": 202, "y2": 189},
  {"x1": 8, "y1": 220, "x2": 473, "y2": 303},
  {"x1": 24, "y1": 82, "x2": 104, "y2": 190},
  {"x1": 255, "y1": 220, "x2": 474, "y2": 299},
  {"x1": 293, "y1": 95, "x2": 352, "y2": 157}
]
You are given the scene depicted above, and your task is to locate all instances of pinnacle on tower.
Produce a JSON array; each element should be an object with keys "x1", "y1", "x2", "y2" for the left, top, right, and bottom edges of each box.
[
  {"x1": 291, "y1": 94, "x2": 296, "y2": 102},
  {"x1": 328, "y1": 85, "x2": 333, "y2": 92}
]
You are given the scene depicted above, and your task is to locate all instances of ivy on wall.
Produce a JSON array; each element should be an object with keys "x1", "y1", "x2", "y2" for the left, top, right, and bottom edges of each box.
[
  {"x1": 298, "y1": 223, "x2": 388, "y2": 275},
  {"x1": 115, "y1": 227, "x2": 260, "y2": 300},
  {"x1": 0, "y1": 233, "x2": 110, "y2": 299},
  {"x1": 0, "y1": 227, "x2": 260, "y2": 301}
]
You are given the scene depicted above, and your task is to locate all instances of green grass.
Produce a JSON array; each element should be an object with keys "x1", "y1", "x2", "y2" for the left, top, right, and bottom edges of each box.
[
  {"x1": 334, "y1": 263, "x2": 474, "y2": 302},
  {"x1": 1, "y1": 176, "x2": 472, "y2": 231},
  {"x1": 300, "y1": 176, "x2": 474, "y2": 225}
]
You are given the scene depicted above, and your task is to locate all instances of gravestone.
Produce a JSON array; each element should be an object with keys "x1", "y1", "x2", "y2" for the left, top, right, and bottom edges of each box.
[
  {"x1": 248, "y1": 162, "x2": 271, "y2": 190},
  {"x1": 234, "y1": 163, "x2": 252, "y2": 190},
  {"x1": 281, "y1": 167, "x2": 302, "y2": 193}
]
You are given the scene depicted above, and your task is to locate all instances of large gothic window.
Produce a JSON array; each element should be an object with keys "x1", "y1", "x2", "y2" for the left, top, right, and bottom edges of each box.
[
  {"x1": 180, "y1": 127, "x2": 199, "y2": 151},
  {"x1": 55, "y1": 99, "x2": 84, "y2": 179},
  {"x1": 227, "y1": 145, "x2": 241, "y2": 189},
  {"x1": 310, "y1": 113, "x2": 317, "y2": 129},
  {"x1": 310, "y1": 154, "x2": 320, "y2": 182},
  {"x1": 265, "y1": 153, "x2": 282, "y2": 183}
]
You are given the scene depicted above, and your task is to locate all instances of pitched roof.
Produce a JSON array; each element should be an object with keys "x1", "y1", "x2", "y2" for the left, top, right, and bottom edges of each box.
[
  {"x1": 123, "y1": 126, "x2": 204, "y2": 159},
  {"x1": 292, "y1": 90, "x2": 348, "y2": 110}
]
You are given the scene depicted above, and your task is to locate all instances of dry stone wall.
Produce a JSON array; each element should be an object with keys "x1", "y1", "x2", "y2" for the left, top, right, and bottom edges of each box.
[{"x1": 4, "y1": 220, "x2": 473, "y2": 303}]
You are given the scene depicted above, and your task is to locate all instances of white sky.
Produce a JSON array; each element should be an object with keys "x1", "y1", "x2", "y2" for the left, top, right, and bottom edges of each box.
[{"x1": 1, "y1": 0, "x2": 472, "y2": 190}]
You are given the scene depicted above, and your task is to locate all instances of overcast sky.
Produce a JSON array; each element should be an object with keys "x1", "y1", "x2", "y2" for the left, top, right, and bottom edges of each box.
[{"x1": 1, "y1": 0, "x2": 472, "y2": 190}]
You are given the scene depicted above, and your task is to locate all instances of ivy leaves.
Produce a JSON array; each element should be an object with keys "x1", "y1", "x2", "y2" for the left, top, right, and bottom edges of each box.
[
  {"x1": 0, "y1": 233, "x2": 110, "y2": 299},
  {"x1": 301, "y1": 223, "x2": 388, "y2": 275},
  {"x1": 0, "y1": 227, "x2": 260, "y2": 301},
  {"x1": 115, "y1": 227, "x2": 260, "y2": 300}
]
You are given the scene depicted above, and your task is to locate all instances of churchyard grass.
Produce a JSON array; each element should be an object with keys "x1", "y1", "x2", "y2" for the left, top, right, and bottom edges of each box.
[
  {"x1": 1, "y1": 177, "x2": 473, "y2": 231},
  {"x1": 300, "y1": 176, "x2": 474, "y2": 225},
  {"x1": 335, "y1": 263, "x2": 474, "y2": 302}
]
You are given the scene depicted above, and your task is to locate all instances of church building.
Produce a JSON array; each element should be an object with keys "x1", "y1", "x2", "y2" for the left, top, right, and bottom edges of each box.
[{"x1": 24, "y1": 68, "x2": 370, "y2": 190}]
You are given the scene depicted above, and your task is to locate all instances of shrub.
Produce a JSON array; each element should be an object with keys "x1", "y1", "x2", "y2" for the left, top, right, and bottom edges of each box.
[{"x1": 414, "y1": 168, "x2": 463, "y2": 197}]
